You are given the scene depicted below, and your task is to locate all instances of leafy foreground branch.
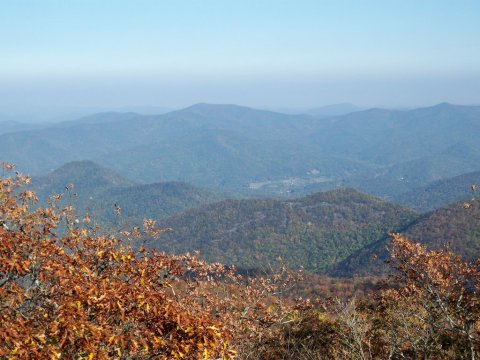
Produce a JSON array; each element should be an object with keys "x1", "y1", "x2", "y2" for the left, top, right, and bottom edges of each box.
[{"x1": 0, "y1": 163, "x2": 479, "y2": 359}]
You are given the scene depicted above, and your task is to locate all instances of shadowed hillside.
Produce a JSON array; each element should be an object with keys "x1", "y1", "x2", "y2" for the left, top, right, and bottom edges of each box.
[{"x1": 333, "y1": 196, "x2": 480, "y2": 276}]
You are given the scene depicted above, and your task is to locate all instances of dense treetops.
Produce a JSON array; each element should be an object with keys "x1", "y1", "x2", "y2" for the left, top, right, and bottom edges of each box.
[
  {"x1": 335, "y1": 190, "x2": 480, "y2": 277},
  {"x1": 405, "y1": 195, "x2": 480, "y2": 258},
  {"x1": 153, "y1": 188, "x2": 418, "y2": 274}
]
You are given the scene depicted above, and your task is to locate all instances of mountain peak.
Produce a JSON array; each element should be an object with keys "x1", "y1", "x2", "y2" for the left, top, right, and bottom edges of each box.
[
  {"x1": 173, "y1": 103, "x2": 287, "y2": 117},
  {"x1": 308, "y1": 103, "x2": 365, "y2": 117},
  {"x1": 54, "y1": 160, "x2": 106, "y2": 171},
  {"x1": 430, "y1": 102, "x2": 455, "y2": 110},
  {"x1": 39, "y1": 160, "x2": 136, "y2": 189},
  {"x1": 177, "y1": 103, "x2": 254, "y2": 113}
]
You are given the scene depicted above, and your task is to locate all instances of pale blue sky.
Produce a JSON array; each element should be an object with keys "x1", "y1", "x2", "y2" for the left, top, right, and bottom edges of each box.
[{"x1": 1, "y1": 0, "x2": 480, "y2": 109}]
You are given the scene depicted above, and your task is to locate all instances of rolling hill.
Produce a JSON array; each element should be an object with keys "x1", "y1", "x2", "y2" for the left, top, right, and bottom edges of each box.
[
  {"x1": 307, "y1": 103, "x2": 366, "y2": 117},
  {"x1": 394, "y1": 170, "x2": 480, "y2": 212},
  {"x1": 332, "y1": 196, "x2": 480, "y2": 277},
  {"x1": 308, "y1": 103, "x2": 480, "y2": 196},
  {"x1": 92, "y1": 181, "x2": 221, "y2": 225},
  {"x1": 30, "y1": 161, "x2": 220, "y2": 225},
  {"x1": 30, "y1": 160, "x2": 136, "y2": 207},
  {"x1": 404, "y1": 199, "x2": 480, "y2": 259},
  {"x1": 27, "y1": 160, "x2": 480, "y2": 278},
  {"x1": 145, "y1": 188, "x2": 418, "y2": 274}
]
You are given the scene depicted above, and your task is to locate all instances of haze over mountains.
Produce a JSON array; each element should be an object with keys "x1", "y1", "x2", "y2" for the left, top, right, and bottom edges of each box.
[{"x1": 3, "y1": 102, "x2": 480, "y2": 200}]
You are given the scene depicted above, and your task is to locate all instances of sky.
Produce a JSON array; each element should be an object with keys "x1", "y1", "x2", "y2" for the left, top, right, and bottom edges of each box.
[{"x1": 1, "y1": 0, "x2": 480, "y2": 112}]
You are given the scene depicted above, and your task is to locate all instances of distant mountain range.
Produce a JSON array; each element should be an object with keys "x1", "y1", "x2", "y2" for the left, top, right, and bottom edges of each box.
[
  {"x1": 3, "y1": 102, "x2": 480, "y2": 207},
  {"x1": 306, "y1": 103, "x2": 366, "y2": 117},
  {"x1": 0, "y1": 105, "x2": 173, "y2": 124},
  {"x1": 262, "y1": 103, "x2": 365, "y2": 116}
]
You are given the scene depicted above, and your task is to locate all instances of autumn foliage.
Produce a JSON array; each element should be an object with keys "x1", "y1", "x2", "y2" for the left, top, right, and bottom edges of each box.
[
  {"x1": 1, "y1": 162, "x2": 480, "y2": 359},
  {"x1": 0, "y1": 163, "x2": 239, "y2": 359},
  {"x1": 0, "y1": 163, "x2": 301, "y2": 359}
]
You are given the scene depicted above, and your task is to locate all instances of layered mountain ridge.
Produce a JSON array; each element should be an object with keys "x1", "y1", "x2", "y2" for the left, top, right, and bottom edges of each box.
[{"x1": 2, "y1": 102, "x2": 480, "y2": 201}]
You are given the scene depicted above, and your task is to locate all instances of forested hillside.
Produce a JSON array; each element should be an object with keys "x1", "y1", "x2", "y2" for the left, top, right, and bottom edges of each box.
[
  {"x1": 394, "y1": 170, "x2": 480, "y2": 211},
  {"x1": 30, "y1": 161, "x2": 220, "y2": 225},
  {"x1": 149, "y1": 188, "x2": 417, "y2": 274},
  {"x1": 333, "y1": 195, "x2": 480, "y2": 276},
  {"x1": 405, "y1": 198, "x2": 480, "y2": 258}
]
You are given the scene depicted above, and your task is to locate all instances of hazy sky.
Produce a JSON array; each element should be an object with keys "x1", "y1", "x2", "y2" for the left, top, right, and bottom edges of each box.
[{"x1": 1, "y1": 0, "x2": 480, "y2": 110}]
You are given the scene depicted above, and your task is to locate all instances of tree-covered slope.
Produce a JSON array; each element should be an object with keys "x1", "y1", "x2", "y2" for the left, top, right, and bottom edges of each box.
[
  {"x1": 149, "y1": 188, "x2": 418, "y2": 274},
  {"x1": 394, "y1": 170, "x2": 480, "y2": 212},
  {"x1": 404, "y1": 199, "x2": 480, "y2": 259},
  {"x1": 333, "y1": 196, "x2": 480, "y2": 277},
  {"x1": 30, "y1": 160, "x2": 136, "y2": 207},
  {"x1": 93, "y1": 181, "x2": 220, "y2": 225},
  {"x1": 30, "y1": 161, "x2": 220, "y2": 224},
  {"x1": 101, "y1": 128, "x2": 374, "y2": 189}
]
